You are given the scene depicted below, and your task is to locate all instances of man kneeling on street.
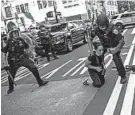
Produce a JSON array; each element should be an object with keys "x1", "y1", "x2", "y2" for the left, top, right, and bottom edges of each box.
[{"x1": 1, "y1": 27, "x2": 49, "y2": 94}]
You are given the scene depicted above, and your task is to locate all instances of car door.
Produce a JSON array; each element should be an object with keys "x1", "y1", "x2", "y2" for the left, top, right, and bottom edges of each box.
[
  {"x1": 131, "y1": 12, "x2": 135, "y2": 24},
  {"x1": 121, "y1": 13, "x2": 132, "y2": 25},
  {"x1": 68, "y1": 22, "x2": 77, "y2": 44}
]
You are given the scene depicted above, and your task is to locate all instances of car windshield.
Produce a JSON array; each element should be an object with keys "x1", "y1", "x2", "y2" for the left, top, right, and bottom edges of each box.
[
  {"x1": 50, "y1": 23, "x2": 67, "y2": 32},
  {"x1": 112, "y1": 15, "x2": 118, "y2": 19}
]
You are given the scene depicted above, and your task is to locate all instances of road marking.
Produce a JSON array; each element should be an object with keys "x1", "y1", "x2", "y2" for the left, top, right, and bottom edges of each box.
[
  {"x1": 62, "y1": 57, "x2": 87, "y2": 77},
  {"x1": 1, "y1": 64, "x2": 42, "y2": 80},
  {"x1": 103, "y1": 36, "x2": 135, "y2": 115},
  {"x1": 122, "y1": 29, "x2": 128, "y2": 35},
  {"x1": 131, "y1": 27, "x2": 135, "y2": 35},
  {"x1": 1, "y1": 63, "x2": 49, "y2": 84},
  {"x1": 120, "y1": 53, "x2": 135, "y2": 115},
  {"x1": 41, "y1": 60, "x2": 72, "y2": 79},
  {"x1": 71, "y1": 63, "x2": 85, "y2": 76}
]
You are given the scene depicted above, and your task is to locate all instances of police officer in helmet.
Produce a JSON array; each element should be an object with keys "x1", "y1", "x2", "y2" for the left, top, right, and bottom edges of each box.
[
  {"x1": 94, "y1": 13, "x2": 127, "y2": 84},
  {"x1": 38, "y1": 24, "x2": 58, "y2": 61},
  {"x1": 2, "y1": 27, "x2": 49, "y2": 94}
]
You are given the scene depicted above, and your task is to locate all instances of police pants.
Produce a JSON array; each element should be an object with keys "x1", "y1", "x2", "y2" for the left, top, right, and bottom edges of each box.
[
  {"x1": 104, "y1": 49, "x2": 126, "y2": 78},
  {"x1": 88, "y1": 69, "x2": 105, "y2": 87},
  {"x1": 8, "y1": 57, "x2": 43, "y2": 89},
  {"x1": 43, "y1": 44, "x2": 57, "y2": 58}
]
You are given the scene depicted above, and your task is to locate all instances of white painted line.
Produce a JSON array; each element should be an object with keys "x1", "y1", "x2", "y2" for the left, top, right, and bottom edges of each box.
[
  {"x1": 131, "y1": 27, "x2": 135, "y2": 35},
  {"x1": 105, "y1": 54, "x2": 113, "y2": 68},
  {"x1": 41, "y1": 60, "x2": 72, "y2": 79},
  {"x1": 103, "y1": 36, "x2": 135, "y2": 115},
  {"x1": 62, "y1": 57, "x2": 87, "y2": 77},
  {"x1": 71, "y1": 63, "x2": 85, "y2": 76},
  {"x1": 1, "y1": 63, "x2": 49, "y2": 84},
  {"x1": 120, "y1": 53, "x2": 135, "y2": 115},
  {"x1": 122, "y1": 29, "x2": 128, "y2": 35},
  {"x1": 80, "y1": 54, "x2": 113, "y2": 75}
]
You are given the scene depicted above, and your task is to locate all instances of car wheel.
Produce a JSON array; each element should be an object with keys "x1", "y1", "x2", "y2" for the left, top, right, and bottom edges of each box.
[
  {"x1": 116, "y1": 23, "x2": 123, "y2": 30},
  {"x1": 83, "y1": 33, "x2": 88, "y2": 44},
  {"x1": 66, "y1": 39, "x2": 73, "y2": 52}
]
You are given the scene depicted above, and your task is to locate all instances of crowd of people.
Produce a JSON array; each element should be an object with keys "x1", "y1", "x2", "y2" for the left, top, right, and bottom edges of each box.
[{"x1": 1, "y1": 13, "x2": 127, "y2": 94}]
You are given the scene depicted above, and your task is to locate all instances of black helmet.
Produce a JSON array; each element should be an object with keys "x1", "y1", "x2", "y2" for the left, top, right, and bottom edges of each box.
[
  {"x1": 8, "y1": 26, "x2": 20, "y2": 38},
  {"x1": 96, "y1": 14, "x2": 109, "y2": 27},
  {"x1": 39, "y1": 24, "x2": 45, "y2": 29}
]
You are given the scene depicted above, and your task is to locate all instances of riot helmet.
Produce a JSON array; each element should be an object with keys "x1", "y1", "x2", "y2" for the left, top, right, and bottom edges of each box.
[{"x1": 96, "y1": 14, "x2": 109, "y2": 31}]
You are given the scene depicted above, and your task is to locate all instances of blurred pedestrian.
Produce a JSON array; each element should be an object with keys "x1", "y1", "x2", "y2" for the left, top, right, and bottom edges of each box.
[{"x1": 38, "y1": 24, "x2": 58, "y2": 61}]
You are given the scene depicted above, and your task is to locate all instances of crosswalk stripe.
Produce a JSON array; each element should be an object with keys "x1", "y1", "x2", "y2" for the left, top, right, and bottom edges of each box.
[
  {"x1": 103, "y1": 36, "x2": 135, "y2": 115},
  {"x1": 120, "y1": 53, "x2": 135, "y2": 115},
  {"x1": 1, "y1": 63, "x2": 49, "y2": 84},
  {"x1": 131, "y1": 27, "x2": 135, "y2": 34}
]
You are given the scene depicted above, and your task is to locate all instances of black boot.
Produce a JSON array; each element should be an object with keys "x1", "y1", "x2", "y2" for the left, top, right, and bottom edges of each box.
[
  {"x1": 39, "y1": 80, "x2": 49, "y2": 86},
  {"x1": 7, "y1": 87, "x2": 14, "y2": 94},
  {"x1": 120, "y1": 76, "x2": 127, "y2": 84},
  {"x1": 47, "y1": 57, "x2": 50, "y2": 62}
]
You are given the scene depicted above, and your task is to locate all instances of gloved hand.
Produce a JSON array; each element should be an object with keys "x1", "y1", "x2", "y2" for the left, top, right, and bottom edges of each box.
[{"x1": 4, "y1": 66, "x2": 10, "y2": 71}]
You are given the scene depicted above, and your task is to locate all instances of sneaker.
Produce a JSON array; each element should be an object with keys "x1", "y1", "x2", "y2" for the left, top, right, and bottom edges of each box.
[
  {"x1": 83, "y1": 79, "x2": 89, "y2": 85},
  {"x1": 7, "y1": 88, "x2": 14, "y2": 94},
  {"x1": 120, "y1": 77, "x2": 127, "y2": 84},
  {"x1": 39, "y1": 81, "x2": 49, "y2": 86},
  {"x1": 54, "y1": 56, "x2": 59, "y2": 59}
]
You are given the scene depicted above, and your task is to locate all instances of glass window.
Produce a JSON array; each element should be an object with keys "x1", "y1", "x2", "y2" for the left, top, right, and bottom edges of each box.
[
  {"x1": 25, "y1": 3, "x2": 29, "y2": 12},
  {"x1": 48, "y1": 1, "x2": 53, "y2": 7},
  {"x1": 16, "y1": 5, "x2": 21, "y2": 14},
  {"x1": 37, "y1": 0, "x2": 43, "y2": 9},
  {"x1": 4, "y1": 6, "x2": 12, "y2": 18},
  {"x1": 112, "y1": 15, "x2": 118, "y2": 19},
  {"x1": 42, "y1": 0, "x2": 47, "y2": 8},
  {"x1": 68, "y1": 0, "x2": 72, "y2": 3},
  {"x1": 62, "y1": 0, "x2": 67, "y2": 4},
  {"x1": 20, "y1": 4, "x2": 25, "y2": 13}
]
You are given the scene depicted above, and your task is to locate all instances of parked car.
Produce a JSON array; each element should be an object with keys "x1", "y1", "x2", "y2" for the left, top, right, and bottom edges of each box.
[
  {"x1": 46, "y1": 21, "x2": 88, "y2": 52},
  {"x1": 111, "y1": 11, "x2": 135, "y2": 30}
]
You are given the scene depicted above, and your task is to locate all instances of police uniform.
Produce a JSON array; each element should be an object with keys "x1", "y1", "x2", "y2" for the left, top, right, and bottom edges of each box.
[
  {"x1": 2, "y1": 29, "x2": 48, "y2": 94},
  {"x1": 94, "y1": 14, "x2": 127, "y2": 84},
  {"x1": 38, "y1": 28, "x2": 58, "y2": 61}
]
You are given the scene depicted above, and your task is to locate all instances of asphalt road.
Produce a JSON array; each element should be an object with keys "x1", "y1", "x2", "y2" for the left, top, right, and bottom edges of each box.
[{"x1": 1, "y1": 26, "x2": 135, "y2": 115}]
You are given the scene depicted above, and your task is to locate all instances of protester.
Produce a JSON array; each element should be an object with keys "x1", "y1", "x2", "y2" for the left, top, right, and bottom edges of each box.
[{"x1": 84, "y1": 42, "x2": 105, "y2": 87}]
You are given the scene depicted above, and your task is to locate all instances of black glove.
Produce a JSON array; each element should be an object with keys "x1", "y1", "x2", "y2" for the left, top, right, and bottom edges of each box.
[{"x1": 4, "y1": 66, "x2": 10, "y2": 71}]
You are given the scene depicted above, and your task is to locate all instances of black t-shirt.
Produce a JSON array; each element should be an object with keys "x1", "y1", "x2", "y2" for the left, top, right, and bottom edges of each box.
[{"x1": 88, "y1": 53, "x2": 103, "y2": 67}]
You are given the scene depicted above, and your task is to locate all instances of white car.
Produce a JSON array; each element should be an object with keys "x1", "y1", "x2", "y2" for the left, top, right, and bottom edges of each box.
[{"x1": 111, "y1": 11, "x2": 135, "y2": 29}]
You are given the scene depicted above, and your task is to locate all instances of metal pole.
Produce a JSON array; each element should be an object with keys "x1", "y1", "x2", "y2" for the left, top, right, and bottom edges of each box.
[{"x1": 53, "y1": 1, "x2": 58, "y2": 23}]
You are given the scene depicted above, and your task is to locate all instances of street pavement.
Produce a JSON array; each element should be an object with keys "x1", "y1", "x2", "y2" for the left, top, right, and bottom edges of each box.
[{"x1": 1, "y1": 26, "x2": 135, "y2": 115}]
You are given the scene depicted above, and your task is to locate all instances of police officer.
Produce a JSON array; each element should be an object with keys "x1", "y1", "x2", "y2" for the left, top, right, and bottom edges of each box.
[
  {"x1": 93, "y1": 13, "x2": 127, "y2": 84},
  {"x1": 2, "y1": 27, "x2": 49, "y2": 94},
  {"x1": 38, "y1": 24, "x2": 58, "y2": 61}
]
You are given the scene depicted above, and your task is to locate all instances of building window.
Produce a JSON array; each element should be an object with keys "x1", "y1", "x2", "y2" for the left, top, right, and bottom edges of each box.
[
  {"x1": 62, "y1": 0, "x2": 67, "y2": 4},
  {"x1": 4, "y1": 6, "x2": 12, "y2": 18},
  {"x1": 37, "y1": 0, "x2": 43, "y2": 9},
  {"x1": 42, "y1": 0, "x2": 47, "y2": 8},
  {"x1": 20, "y1": 4, "x2": 25, "y2": 13},
  {"x1": 25, "y1": 3, "x2": 29, "y2": 12},
  {"x1": 48, "y1": 1, "x2": 53, "y2": 7},
  {"x1": 68, "y1": 0, "x2": 72, "y2": 3},
  {"x1": 16, "y1": 5, "x2": 21, "y2": 14}
]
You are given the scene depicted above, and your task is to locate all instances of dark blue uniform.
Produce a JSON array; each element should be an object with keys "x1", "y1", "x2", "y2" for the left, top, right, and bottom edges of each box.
[
  {"x1": 2, "y1": 37, "x2": 46, "y2": 92},
  {"x1": 95, "y1": 23, "x2": 126, "y2": 78}
]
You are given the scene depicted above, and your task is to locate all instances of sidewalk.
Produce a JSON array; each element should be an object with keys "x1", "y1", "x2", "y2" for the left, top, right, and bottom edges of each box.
[{"x1": 1, "y1": 77, "x2": 98, "y2": 115}]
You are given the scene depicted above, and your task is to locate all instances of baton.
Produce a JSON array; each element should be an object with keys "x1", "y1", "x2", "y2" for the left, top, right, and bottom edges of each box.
[{"x1": 4, "y1": 67, "x2": 17, "y2": 86}]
